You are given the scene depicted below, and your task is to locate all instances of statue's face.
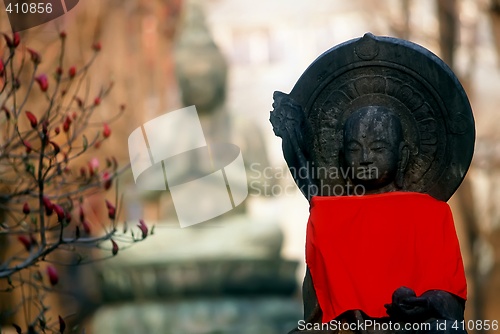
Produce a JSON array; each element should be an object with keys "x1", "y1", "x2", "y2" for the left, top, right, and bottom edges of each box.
[
  {"x1": 343, "y1": 107, "x2": 403, "y2": 191},
  {"x1": 178, "y1": 62, "x2": 218, "y2": 110},
  {"x1": 176, "y1": 51, "x2": 227, "y2": 112}
]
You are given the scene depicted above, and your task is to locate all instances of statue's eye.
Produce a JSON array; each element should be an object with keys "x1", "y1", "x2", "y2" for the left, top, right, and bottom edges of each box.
[
  {"x1": 372, "y1": 146, "x2": 386, "y2": 152},
  {"x1": 347, "y1": 144, "x2": 361, "y2": 152}
]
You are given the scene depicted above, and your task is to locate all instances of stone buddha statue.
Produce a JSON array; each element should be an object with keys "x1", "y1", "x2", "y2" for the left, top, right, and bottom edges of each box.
[
  {"x1": 126, "y1": 0, "x2": 282, "y2": 262},
  {"x1": 271, "y1": 33, "x2": 475, "y2": 333},
  {"x1": 171, "y1": 0, "x2": 272, "y2": 211},
  {"x1": 88, "y1": 4, "x2": 302, "y2": 333}
]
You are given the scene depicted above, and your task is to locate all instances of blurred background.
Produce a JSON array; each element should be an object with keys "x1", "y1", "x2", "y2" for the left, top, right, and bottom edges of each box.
[{"x1": 1, "y1": 0, "x2": 500, "y2": 333}]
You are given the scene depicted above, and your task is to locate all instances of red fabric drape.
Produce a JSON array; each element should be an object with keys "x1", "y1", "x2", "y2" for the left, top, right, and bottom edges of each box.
[{"x1": 305, "y1": 192, "x2": 467, "y2": 322}]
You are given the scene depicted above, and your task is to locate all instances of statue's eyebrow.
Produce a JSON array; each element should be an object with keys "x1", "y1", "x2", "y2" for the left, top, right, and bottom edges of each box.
[
  {"x1": 370, "y1": 139, "x2": 391, "y2": 146},
  {"x1": 346, "y1": 140, "x2": 361, "y2": 146}
]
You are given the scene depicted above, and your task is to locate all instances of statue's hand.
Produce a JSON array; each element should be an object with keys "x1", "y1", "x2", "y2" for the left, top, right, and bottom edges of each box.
[
  {"x1": 270, "y1": 91, "x2": 315, "y2": 199},
  {"x1": 270, "y1": 91, "x2": 305, "y2": 137},
  {"x1": 384, "y1": 287, "x2": 432, "y2": 322}
]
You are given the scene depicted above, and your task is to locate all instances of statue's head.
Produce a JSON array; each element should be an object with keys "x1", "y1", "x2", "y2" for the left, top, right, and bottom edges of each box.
[
  {"x1": 342, "y1": 106, "x2": 409, "y2": 193},
  {"x1": 176, "y1": 56, "x2": 227, "y2": 112},
  {"x1": 174, "y1": 2, "x2": 227, "y2": 113}
]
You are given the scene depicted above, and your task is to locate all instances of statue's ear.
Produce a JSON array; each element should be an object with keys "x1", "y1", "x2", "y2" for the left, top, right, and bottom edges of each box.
[{"x1": 396, "y1": 142, "x2": 410, "y2": 188}]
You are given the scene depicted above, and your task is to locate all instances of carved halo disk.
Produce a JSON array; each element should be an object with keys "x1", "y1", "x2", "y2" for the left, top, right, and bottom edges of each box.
[{"x1": 285, "y1": 33, "x2": 475, "y2": 201}]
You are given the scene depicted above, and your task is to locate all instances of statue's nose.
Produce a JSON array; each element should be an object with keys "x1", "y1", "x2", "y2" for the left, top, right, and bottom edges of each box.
[{"x1": 360, "y1": 148, "x2": 373, "y2": 165}]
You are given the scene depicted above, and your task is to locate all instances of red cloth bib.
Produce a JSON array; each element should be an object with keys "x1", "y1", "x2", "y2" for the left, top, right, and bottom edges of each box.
[{"x1": 305, "y1": 192, "x2": 467, "y2": 322}]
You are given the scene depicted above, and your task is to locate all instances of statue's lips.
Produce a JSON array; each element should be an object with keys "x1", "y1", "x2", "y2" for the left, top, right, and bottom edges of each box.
[
  {"x1": 352, "y1": 167, "x2": 378, "y2": 180},
  {"x1": 356, "y1": 176, "x2": 377, "y2": 179}
]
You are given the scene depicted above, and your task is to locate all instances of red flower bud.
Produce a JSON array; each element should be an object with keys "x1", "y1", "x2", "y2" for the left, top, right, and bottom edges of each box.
[
  {"x1": 111, "y1": 239, "x2": 119, "y2": 255},
  {"x1": 35, "y1": 74, "x2": 49, "y2": 92},
  {"x1": 105, "y1": 200, "x2": 116, "y2": 219},
  {"x1": 24, "y1": 140, "x2": 32, "y2": 153},
  {"x1": 68, "y1": 66, "x2": 76, "y2": 78},
  {"x1": 63, "y1": 115, "x2": 71, "y2": 133},
  {"x1": 137, "y1": 219, "x2": 148, "y2": 239},
  {"x1": 25, "y1": 111, "x2": 37, "y2": 128},
  {"x1": 89, "y1": 158, "x2": 99, "y2": 176},
  {"x1": 53, "y1": 204, "x2": 65, "y2": 222},
  {"x1": 13, "y1": 32, "x2": 20, "y2": 47},
  {"x1": 18, "y1": 235, "x2": 31, "y2": 251},
  {"x1": 92, "y1": 41, "x2": 102, "y2": 52},
  {"x1": 3, "y1": 33, "x2": 20, "y2": 48},
  {"x1": 43, "y1": 196, "x2": 53, "y2": 216},
  {"x1": 12, "y1": 32, "x2": 20, "y2": 47},
  {"x1": 55, "y1": 126, "x2": 60, "y2": 135},
  {"x1": 27, "y1": 48, "x2": 41, "y2": 64},
  {"x1": 107, "y1": 207, "x2": 116, "y2": 220},
  {"x1": 103, "y1": 123, "x2": 111, "y2": 138},
  {"x1": 82, "y1": 220, "x2": 91, "y2": 234},
  {"x1": 56, "y1": 67, "x2": 63, "y2": 76},
  {"x1": 102, "y1": 171, "x2": 112, "y2": 190},
  {"x1": 94, "y1": 97, "x2": 101, "y2": 106},
  {"x1": 22, "y1": 202, "x2": 30, "y2": 215},
  {"x1": 59, "y1": 31, "x2": 67, "y2": 39},
  {"x1": 47, "y1": 265, "x2": 58, "y2": 285},
  {"x1": 80, "y1": 167, "x2": 87, "y2": 178}
]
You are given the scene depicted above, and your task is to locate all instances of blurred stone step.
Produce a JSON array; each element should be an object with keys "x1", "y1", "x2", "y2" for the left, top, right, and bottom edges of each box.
[
  {"x1": 91, "y1": 297, "x2": 302, "y2": 334},
  {"x1": 96, "y1": 259, "x2": 299, "y2": 302}
]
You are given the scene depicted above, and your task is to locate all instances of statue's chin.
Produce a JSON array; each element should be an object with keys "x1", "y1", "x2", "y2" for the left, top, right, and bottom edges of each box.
[
  {"x1": 351, "y1": 179, "x2": 396, "y2": 193},
  {"x1": 184, "y1": 98, "x2": 219, "y2": 113},
  {"x1": 352, "y1": 177, "x2": 382, "y2": 185}
]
